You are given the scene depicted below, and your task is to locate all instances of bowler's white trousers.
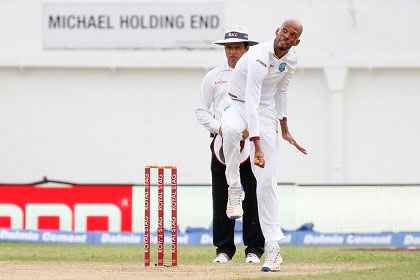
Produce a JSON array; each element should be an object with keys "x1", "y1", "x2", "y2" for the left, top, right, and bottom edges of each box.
[{"x1": 221, "y1": 100, "x2": 285, "y2": 242}]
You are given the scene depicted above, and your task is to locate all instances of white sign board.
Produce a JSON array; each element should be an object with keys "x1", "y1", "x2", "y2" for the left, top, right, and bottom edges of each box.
[{"x1": 43, "y1": 1, "x2": 224, "y2": 49}]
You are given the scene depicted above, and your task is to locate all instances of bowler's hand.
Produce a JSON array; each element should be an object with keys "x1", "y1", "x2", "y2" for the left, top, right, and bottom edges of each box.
[
  {"x1": 241, "y1": 129, "x2": 249, "y2": 140},
  {"x1": 282, "y1": 132, "x2": 307, "y2": 155},
  {"x1": 254, "y1": 150, "x2": 265, "y2": 168},
  {"x1": 253, "y1": 139, "x2": 265, "y2": 168}
]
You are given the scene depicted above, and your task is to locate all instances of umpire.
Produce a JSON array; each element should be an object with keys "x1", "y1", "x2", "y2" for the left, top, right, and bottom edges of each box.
[{"x1": 195, "y1": 26, "x2": 265, "y2": 263}]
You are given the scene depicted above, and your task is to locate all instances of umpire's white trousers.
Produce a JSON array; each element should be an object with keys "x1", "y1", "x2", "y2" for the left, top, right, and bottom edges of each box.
[{"x1": 221, "y1": 101, "x2": 285, "y2": 242}]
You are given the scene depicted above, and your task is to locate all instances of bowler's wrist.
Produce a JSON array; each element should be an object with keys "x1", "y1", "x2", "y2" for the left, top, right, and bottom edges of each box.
[{"x1": 253, "y1": 139, "x2": 262, "y2": 150}]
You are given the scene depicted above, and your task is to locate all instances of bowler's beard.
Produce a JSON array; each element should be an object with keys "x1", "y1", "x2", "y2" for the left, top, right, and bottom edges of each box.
[
  {"x1": 275, "y1": 39, "x2": 289, "y2": 52},
  {"x1": 275, "y1": 44, "x2": 289, "y2": 53}
]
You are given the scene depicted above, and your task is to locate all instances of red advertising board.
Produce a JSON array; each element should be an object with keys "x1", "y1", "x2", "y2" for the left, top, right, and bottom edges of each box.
[{"x1": 0, "y1": 185, "x2": 133, "y2": 232}]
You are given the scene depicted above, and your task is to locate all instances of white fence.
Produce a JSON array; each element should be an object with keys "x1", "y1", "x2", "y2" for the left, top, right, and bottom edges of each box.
[{"x1": 138, "y1": 184, "x2": 420, "y2": 233}]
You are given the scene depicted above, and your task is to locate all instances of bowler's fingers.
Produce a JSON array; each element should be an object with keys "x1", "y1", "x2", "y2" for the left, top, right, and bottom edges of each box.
[
  {"x1": 253, "y1": 156, "x2": 265, "y2": 168},
  {"x1": 241, "y1": 129, "x2": 249, "y2": 140},
  {"x1": 294, "y1": 142, "x2": 307, "y2": 154},
  {"x1": 287, "y1": 137, "x2": 307, "y2": 154}
]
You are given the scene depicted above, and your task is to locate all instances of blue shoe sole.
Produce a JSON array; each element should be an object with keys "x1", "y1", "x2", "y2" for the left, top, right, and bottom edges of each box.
[
  {"x1": 261, "y1": 267, "x2": 270, "y2": 272},
  {"x1": 261, "y1": 267, "x2": 279, "y2": 272},
  {"x1": 228, "y1": 216, "x2": 241, "y2": 220}
]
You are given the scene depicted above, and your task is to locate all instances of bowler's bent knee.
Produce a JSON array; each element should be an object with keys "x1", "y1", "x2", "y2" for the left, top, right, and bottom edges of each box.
[{"x1": 221, "y1": 124, "x2": 242, "y2": 143}]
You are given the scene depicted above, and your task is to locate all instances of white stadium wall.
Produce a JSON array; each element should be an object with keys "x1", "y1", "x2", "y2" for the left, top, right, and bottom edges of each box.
[
  {"x1": 1, "y1": 0, "x2": 420, "y2": 185},
  {"x1": 345, "y1": 69, "x2": 420, "y2": 183}
]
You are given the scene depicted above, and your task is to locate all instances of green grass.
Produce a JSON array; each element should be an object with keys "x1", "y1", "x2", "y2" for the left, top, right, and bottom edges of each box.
[
  {"x1": 244, "y1": 247, "x2": 420, "y2": 280},
  {"x1": 0, "y1": 243, "x2": 419, "y2": 279},
  {"x1": 282, "y1": 246, "x2": 419, "y2": 263},
  {"x1": 246, "y1": 262, "x2": 420, "y2": 280},
  {"x1": 0, "y1": 242, "x2": 214, "y2": 264}
]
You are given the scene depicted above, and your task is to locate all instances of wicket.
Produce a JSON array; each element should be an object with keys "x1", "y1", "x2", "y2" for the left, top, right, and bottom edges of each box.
[{"x1": 144, "y1": 165, "x2": 177, "y2": 267}]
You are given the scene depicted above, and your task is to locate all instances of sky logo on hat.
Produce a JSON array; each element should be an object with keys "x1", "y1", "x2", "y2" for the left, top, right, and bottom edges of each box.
[{"x1": 279, "y1": 62, "x2": 286, "y2": 72}]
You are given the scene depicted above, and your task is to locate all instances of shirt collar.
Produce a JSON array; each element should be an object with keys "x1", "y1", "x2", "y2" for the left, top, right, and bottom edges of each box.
[
  {"x1": 221, "y1": 61, "x2": 233, "y2": 71},
  {"x1": 268, "y1": 39, "x2": 276, "y2": 55}
]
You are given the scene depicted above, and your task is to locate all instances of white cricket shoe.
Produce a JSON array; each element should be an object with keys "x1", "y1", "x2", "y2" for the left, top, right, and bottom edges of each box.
[
  {"x1": 261, "y1": 246, "x2": 283, "y2": 272},
  {"x1": 212, "y1": 253, "x2": 232, "y2": 263},
  {"x1": 226, "y1": 187, "x2": 245, "y2": 219},
  {"x1": 245, "y1": 253, "x2": 261, "y2": 263}
]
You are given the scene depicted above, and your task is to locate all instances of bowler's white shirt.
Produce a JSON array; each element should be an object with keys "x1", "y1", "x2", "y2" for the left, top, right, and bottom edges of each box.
[
  {"x1": 229, "y1": 39, "x2": 298, "y2": 140},
  {"x1": 195, "y1": 62, "x2": 232, "y2": 134}
]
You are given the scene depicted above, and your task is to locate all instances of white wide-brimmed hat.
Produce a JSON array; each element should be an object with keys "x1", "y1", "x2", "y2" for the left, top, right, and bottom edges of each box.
[{"x1": 214, "y1": 26, "x2": 258, "y2": 46}]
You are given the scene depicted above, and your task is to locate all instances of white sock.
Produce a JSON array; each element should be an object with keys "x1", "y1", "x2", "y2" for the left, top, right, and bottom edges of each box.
[{"x1": 266, "y1": 241, "x2": 279, "y2": 249}]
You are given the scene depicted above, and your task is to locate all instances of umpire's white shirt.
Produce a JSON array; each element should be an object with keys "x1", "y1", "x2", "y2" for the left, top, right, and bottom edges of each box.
[
  {"x1": 229, "y1": 39, "x2": 298, "y2": 140},
  {"x1": 195, "y1": 62, "x2": 232, "y2": 134}
]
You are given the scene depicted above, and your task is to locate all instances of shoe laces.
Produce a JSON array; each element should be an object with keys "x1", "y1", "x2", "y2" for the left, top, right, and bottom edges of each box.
[
  {"x1": 247, "y1": 253, "x2": 258, "y2": 258},
  {"x1": 266, "y1": 248, "x2": 280, "y2": 264},
  {"x1": 228, "y1": 188, "x2": 241, "y2": 206}
]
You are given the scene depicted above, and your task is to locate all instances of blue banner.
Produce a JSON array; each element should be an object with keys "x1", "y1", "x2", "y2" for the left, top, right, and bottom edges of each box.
[{"x1": 1, "y1": 228, "x2": 420, "y2": 247}]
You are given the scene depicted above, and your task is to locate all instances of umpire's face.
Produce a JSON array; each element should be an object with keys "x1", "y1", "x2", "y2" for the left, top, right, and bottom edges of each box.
[{"x1": 224, "y1": 42, "x2": 248, "y2": 68}]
